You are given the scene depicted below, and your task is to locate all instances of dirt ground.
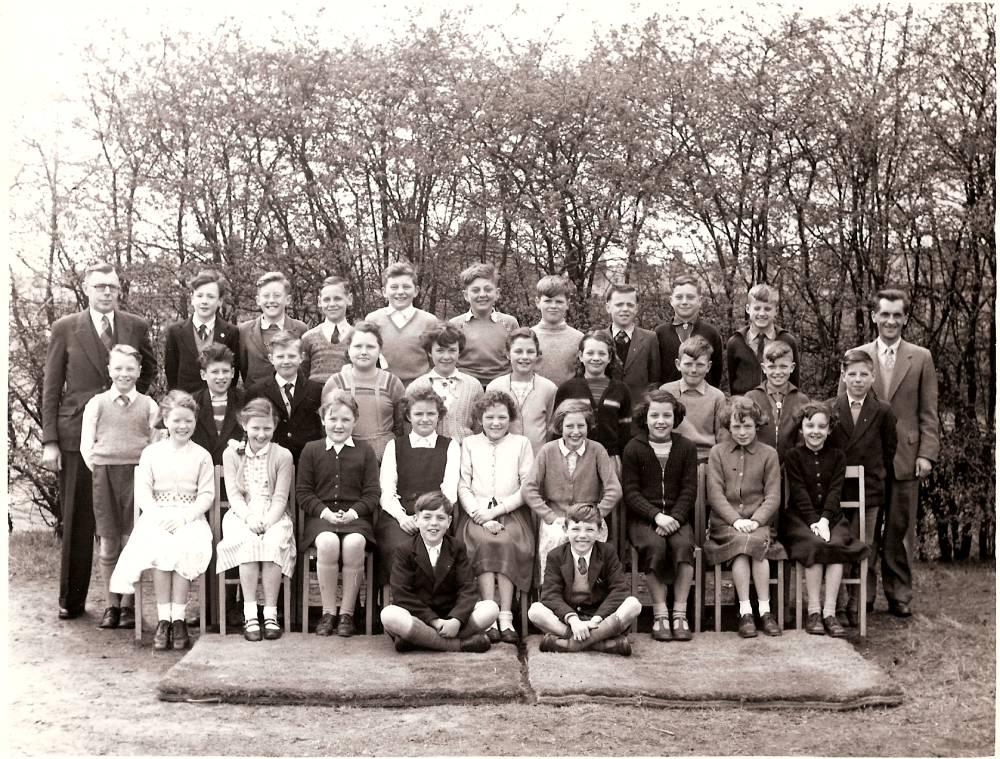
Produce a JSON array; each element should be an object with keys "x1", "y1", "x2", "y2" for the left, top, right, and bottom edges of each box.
[{"x1": 6, "y1": 533, "x2": 995, "y2": 756}]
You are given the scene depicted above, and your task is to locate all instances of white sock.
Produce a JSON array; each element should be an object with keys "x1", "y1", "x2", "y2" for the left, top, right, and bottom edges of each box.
[
  {"x1": 244, "y1": 602, "x2": 258, "y2": 622},
  {"x1": 671, "y1": 605, "x2": 687, "y2": 619},
  {"x1": 808, "y1": 605, "x2": 821, "y2": 615},
  {"x1": 822, "y1": 602, "x2": 837, "y2": 618},
  {"x1": 322, "y1": 607, "x2": 337, "y2": 615},
  {"x1": 171, "y1": 602, "x2": 187, "y2": 621},
  {"x1": 497, "y1": 611, "x2": 514, "y2": 631},
  {"x1": 263, "y1": 605, "x2": 278, "y2": 621},
  {"x1": 157, "y1": 603, "x2": 171, "y2": 622},
  {"x1": 757, "y1": 599, "x2": 771, "y2": 615},
  {"x1": 652, "y1": 603, "x2": 669, "y2": 618},
  {"x1": 738, "y1": 601, "x2": 753, "y2": 615}
]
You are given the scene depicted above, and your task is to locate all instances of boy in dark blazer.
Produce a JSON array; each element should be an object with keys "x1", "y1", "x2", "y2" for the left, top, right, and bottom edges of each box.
[
  {"x1": 380, "y1": 491, "x2": 498, "y2": 652},
  {"x1": 238, "y1": 271, "x2": 309, "y2": 388},
  {"x1": 655, "y1": 274, "x2": 724, "y2": 389},
  {"x1": 528, "y1": 503, "x2": 641, "y2": 655},
  {"x1": 244, "y1": 331, "x2": 323, "y2": 465},
  {"x1": 726, "y1": 283, "x2": 801, "y2": 396},
  {"x1": 600, "y1": 283, "x2": 660, "y2": 411},
  {"x1": 191, "y1": 344, "x2": 245, "y2": 466},
  {"x1": 164, "y1": 269, "x2": 239, "y2": 392}
]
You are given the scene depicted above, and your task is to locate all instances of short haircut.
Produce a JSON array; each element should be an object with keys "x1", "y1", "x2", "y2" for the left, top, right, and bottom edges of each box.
[
  {"x1": 239, "y1": 397, "x2": 278, "y2": 426},
  {"x1": 420, "y1": 322, "x2": 466, "y2": 355},
  {"x1": 872, "y1": 288, "x2": 910, "y2": 314},
  {"x1": 763, "y1": 341, "x2": 793, "y2": 363},
  {"x1": 747, "y1": 283, "x2": 777, "y2": 304},
  {"x1": 796, "y1": 400, "x2": 837, "y2": 428},
  {"x1": 187, "y1": 268, "x2": 228, "y2": 298},
  {"x1": 506, "y1": 327, "x2": 541, "y2": 354},
  {"x1": 256, "y1": 271, "x2": 290, "y2": 293},
  {"x1": 577, "y1": 331, "x2": 619, "y2": 378},
  {"x1": 535, "y1": 274, "x2": 576, "y2": 299},
  {"x1": 841, "y1": 349, "x2": 875, "y2": 372},
  {"x1": 84, "y1": 262, "x2": 116, "y2": 280},
  {"x1": 678, "y1": 335, "x2": 713, "y2": 361},
  {"x1": 320, "y1": 275, "x2": 351, "y2": 294},
  {"x1": 565, "y1": 503, "x2": 601, "y2": 526},
  {"x1": 160, "y1": 389, "x2": 198, "y2": 419},
  {"x1": 604, "y1": 282, "x2": 637, "y2": 302},
  {"x1": 383, "y1": 261, "x2": 417, "y2": 284},
  {"x1": 400, "y1": 386, "x2": 448, "y2": 420},
  {"x1": 718, "y1": 395, "x2": 764, "y2": 429},
  {"x1": 320, "y1": 390, "x2": 359, "y2": 420},
  {"x1": 267, "y1": 330, "x2": 302, "y2": 354},
  {"x1": 634, "y1": 388, "x2": 686, "y2": 430},
  {"x1": 550, "y1": 398, "x2": 594, "y2": 436},
  {"x1": 671, "y1": 274, "x2": 702, "y2": 294},
  {"x1": 108, "y1": 344, "x2": 141, "y2": 365},
  {"x1": 199, "y1": 343, "x2": 235, "y2": 370},
  {"x1": 471, "y1": 389, "x2": 519, "y2": 424},
  {"x1": 459, "y1": 262, "x2": 497, "y2": 287},
  {"x1": 349, "y1": 321, "x2": 383, "y2": 349},
  {"x1": 414, "y1": 490, "x2": 453, "y2": 516}
]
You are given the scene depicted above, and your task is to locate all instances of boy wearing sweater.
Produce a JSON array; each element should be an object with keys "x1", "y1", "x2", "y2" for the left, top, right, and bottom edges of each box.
[
  {"x1": 660, "y1": 335, "x2": 727, "y2": 462},
  {"x1": 364, "y1": 262, "x2": 438, "y2": 387},
  {"x1": 79, "y1": 345, "x2": 160, "y2": 630},
  {"x1": 449, "y1": 262, "x2": 519, "y2": 389},
  {"x1": 301, "y1": 275, "x2": 354, "y2": 383},
  {"x1": 531, "y1": 275, "x2": 583, "y2": 387}
]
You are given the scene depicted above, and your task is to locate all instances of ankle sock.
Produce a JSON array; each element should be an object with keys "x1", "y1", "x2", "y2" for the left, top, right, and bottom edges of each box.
[
  {"x1": 808, "y1": 605, "x2": 821, "y2": 615},
  {"x1": 757, "y1": 599, "x2": 771, "y2": 615},
  {"x1": 157, "y1": 603, "x2": 171, "y2": 622},
  {"x1": 263, "y1": 605, "x2": 278, "y2": 621},
  {"x1": 738, "y1": 601, "x2": 753, "y2": 616},
  {"x1": 171, "y1": 603, "x2": 187, "y2": 621},
  {"x1": 652, "y1": 602, "x2": 669, "y2": 618},
  {"x1": 822, "y1": 603, "x2": 837, "y2": 618},
  {"x1": 497, "y1": 611, "x2": 515, "y2": 631},
  {"x1": 244, "y1": 602, "x2": 258, "y2": 622},
  {"x1": 321, "y1": 607, "x2": 337, "y2": 616}
]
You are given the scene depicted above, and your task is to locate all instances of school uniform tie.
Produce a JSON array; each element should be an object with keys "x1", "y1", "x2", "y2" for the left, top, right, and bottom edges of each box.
[
  {"x1": 577, "y1": 556, "x2": 588, "y2": 576},
  {"x1": 197, "y1": 324, "x2": 208, "y2": 342},
  {"x1": 755, "y1": 334, "x2": 766, "y2": 364},
  {"x1": 850, "y1": 400, "x2": 862, "y2": 424},
  {"x1": 330, "y1": 326, "x2": 340, "y2": 344},
  {"x1": 100, "y1": 315, "x2": 114, "y2": 351},
  {"x1": 614, "y1": 330, "x2": 630, "y2": 365},
  {"x1": 115, "y1": 394, "x2": 130, "y2": 408},
  {"x1": 282, "y1": 383, "x2": 294, "y2": 415}
]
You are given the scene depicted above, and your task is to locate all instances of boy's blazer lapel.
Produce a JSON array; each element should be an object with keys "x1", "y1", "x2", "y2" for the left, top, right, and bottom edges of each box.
[
  {"x1": 558, "y1": 544, "x2": 576, "y2": 590},
  {"x1": 835, "y1": 395, "x2": 856, "y2": 438},
  {"x1": 220, "y1": 390, "x2": 243, "y2": 441},
  {"x1": 73, "y1": 312, "x2": 110, "y2": 378},
  {"x1": 433, "y1": 539, "x2": 455, "y2": 589},
  {"x1": 213, "y1": 319, "x2": 232, "y2": 345},
  {"x1": 623, "y1": 329, "x2": 648, "y2": 373},
  {"x1": 177, "y1": 318, "x2": 199, "y2": 363},
  {"x1": 248, "y1": 320, "x2": 268, "y2": 361},
  {"x1": 196, "y1": 391, "x2": 220, "y2": 444},
  {"x1": 852, "y1": 395, "x2": 879, "y2": 444}
]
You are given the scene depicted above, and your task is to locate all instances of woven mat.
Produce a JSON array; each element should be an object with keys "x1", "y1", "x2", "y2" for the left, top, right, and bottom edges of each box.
[
  {"x1": 526, "y1": 631, "x2": 903, "y2": 710},
  {"x1": 158, "y1": 634, "x2": 526, "y2": 706}
]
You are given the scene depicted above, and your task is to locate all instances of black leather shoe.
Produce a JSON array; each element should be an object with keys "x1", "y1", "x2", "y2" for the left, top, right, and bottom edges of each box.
[
  {"x1": 888, "y1": 601, "x2": 912, "y2": 618},
  {"x1": 760, "y1": 612, "x2": 781, "y2": 636},
  {"x1": 651, "y1": 616, "x2": 673, "y2": 641},
  {"x1": 98, "y1": 606, "x2": 121, "y2": 629},
  {"x1": 671, "y1": 616, "x2": 692, "y2": 642},
  {"x1": 315, "y1": 613, "x2": 335, "y2": 636},
  {"x1": 805, "y1": 612, "x2": 825, "y2": 635},
  {"x1": 243, "y1": 619, "x2": 262, "y2": 642},
  {"x1": 262, "y1": 618, "x2": 282, "y2": 641},
  {"x1": 336, "y1": 613, "x2": 355, "y2": 637},
  {"x1": 499, "y1": 628, "x2": 519, "y2": 644},
  {"x1": 393, "y1": 636, "x2": 417, "y2": 653},
  {"x1": 738, "y1": 614, "x2": 757, "y2": 638},
  {"x1": 152, "y1": 620, "x2": 171, "y2": 650},
  {"x1": 595, "y1": 634, "x2": 632, "y2": 657},
  {"x1": 459, "y1": 633, "x2": 491, "y2": 653},
  {"x1": 118, "y1": 607, "x2": 135, "y2": 629},
  {"x1": 58, "y1": 607, "x2": 83, "y2": 620},
  {"x1": 539, "y1": 633, "x2": 561, "y2": 653},
  {"x1": 171, "y1": 620, "x2": 190, "y2": 650},
  {"x1": 823, "y1": 615, "x2": 847, "y2": 638},
  {"x1": 486, "y1": 625, "x2": 501, "y2": 643}
]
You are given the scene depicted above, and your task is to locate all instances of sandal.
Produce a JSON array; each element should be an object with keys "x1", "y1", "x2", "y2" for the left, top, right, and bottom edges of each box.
[
  {"x1": 651, "y1": 615, "x2": 672, "y2": 641},
  {"x1": 243, "y1": 619, "x2": 262, "y2": 642},
  {"x1": 263, "y1": 617, "x2": 282, "y2": 641}
]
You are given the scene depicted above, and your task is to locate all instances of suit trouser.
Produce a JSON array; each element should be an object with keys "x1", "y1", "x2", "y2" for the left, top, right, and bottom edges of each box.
[
  {"x1": 881, "y1": 478, "x2": 918, "y2": 604},
  {"x1": 58, "y1": 451, "x2": 96, "y2": 612}
]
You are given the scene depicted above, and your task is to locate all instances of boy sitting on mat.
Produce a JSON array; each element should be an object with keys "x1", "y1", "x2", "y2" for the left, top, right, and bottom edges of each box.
[{"x1": 380, "y1": 491, "x2": 499, "y2": 653}]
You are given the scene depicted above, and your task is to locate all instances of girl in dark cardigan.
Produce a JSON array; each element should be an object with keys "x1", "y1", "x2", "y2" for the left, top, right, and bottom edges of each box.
[
  {"x1": 296, "y1": 390, "x2": 380, "y2": 638},
  {"x1": 782, "y1": 401, "x2": 868, "y2": 639},
  {"x1": 622, "y1": 389, "x2": 699, "y2": 641},
  {"x1": 554, "y1": 331, "x2": 632, "y2": 458}
]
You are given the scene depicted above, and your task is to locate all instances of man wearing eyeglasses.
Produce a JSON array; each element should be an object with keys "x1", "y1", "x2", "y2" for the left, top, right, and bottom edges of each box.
[{"x1": 42, "y1": 262, "x2": 157, "y2": 621}]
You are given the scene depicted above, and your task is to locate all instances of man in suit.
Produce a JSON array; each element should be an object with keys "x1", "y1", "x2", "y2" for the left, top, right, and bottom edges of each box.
[
  {"x1": 237, "y1": 271, "x2": 308, "y2": 388},
  {"x1": 164, "y1": 269, "x2": 240, "y2": 392},
  {"x1": 601, "y1": 283, "x2": 660, "y2": 411},
  {"x1": 42, "y1": 262, "x2": 157, "y2": 619},
  {"x1": 655, "y1": 275, "x2": 724, "y2": 389},
  {"x1": 847, "y1": 289, "x2": 939, "y2": 617}
]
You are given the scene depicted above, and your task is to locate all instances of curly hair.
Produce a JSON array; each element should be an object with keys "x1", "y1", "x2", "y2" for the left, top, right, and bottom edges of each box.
[
  {"x1": 470, "y1": 390, "x2": 519, "y2": 425},
  {"x1": 399, "y1": 386, "x2": 448, "y2": 420}
]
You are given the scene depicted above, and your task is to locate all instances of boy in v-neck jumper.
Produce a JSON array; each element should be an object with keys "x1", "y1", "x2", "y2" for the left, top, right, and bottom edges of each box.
[
  {"x1": 448, "y1": 262, "x2": 519, "y2": 389},
  {"x1": 531, "y1": 275, "x2": 584, "y2": 387},
  {"x1": 364, "y1": 262, "x2": 438, "y2": 387}
]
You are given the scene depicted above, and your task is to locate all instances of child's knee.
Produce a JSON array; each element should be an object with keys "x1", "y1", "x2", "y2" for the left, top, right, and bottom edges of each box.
[
  {"x1": 619, "y1": 596, "x2": 642, "y2": 621},
  {"x1": 340, "y1": 535, "x2": 367, "y2": 566},
  {"x1": 380, "y1": 604, "x2": 410, "y2": 634},
  {"x1": 314, "y1": 532, "x2": 340, "y2": 559},
  {"x1": 527, "y1": 601, "x2": 548, "y2": 624},
  {"x1": 475, "y1": 599, "x2": 500, "y2": 624}
]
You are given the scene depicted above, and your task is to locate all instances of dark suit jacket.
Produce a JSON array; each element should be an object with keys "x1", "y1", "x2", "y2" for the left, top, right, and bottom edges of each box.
[
  {"x1": 238, "y1": 316, "x2": 309, "y2": 389},
  {"x1": 164, "y1": 316, "x2": 240, "y2": 392},
  {"x1": 655, "y1": 318, "x2": 724, "y2": 388},
  {"x1": 726, "y1": 325, "x2": 800, "y2": 396},
  {"x1": 828, "y1": 393, "x2": 898, "y2": 507},
  {"x1": 844, "y1": 340, "x2": 940, "y2": 481},
  {"x1": 599, "y1": 326, "x2": 660, "y2": 407},
  {"x1": 191, "y1": 387, "x2": 245, "y2": 465},
  {"x1": 42, "y1": 310, "x2": 156, "y2": 450},
  {"x1": 540, "y1": 541, "x2": 629, "y2": 621},
  {"x1": 245, "y1": 372, "x2": 323, "y2": 459},
  {"x1": 389, "y1": 533, "x2": 479, "y2": 626}
]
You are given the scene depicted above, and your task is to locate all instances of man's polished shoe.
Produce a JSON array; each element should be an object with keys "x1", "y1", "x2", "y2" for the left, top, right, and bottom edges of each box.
[
  {"x1": 760, "y1": 612, "x2": 781, "y2": 636},
  {"x1": 171, "y1": 620, "x2": 190, "y2": 650},
  {"x1": 98, "y1": 606, "x2": 121, "y2": 629},
  {"x1": 805, "y1": 612, "x2": 825, "y2": 635},
  {"x1": 315, "y1": 613, "x2": 335, "y2": 636},
  {"x1": 336, "y1": 613, "x2": 355, "y2": 637},
  {"x1": 499, "y1": 627, "x2": 519, "y2": 645},
  {"x1": 539, "y1": 633, "x2": 561, "y2": 653},
  {"x1": 118, "y1": 607, "x2": 135, "y2": 629},
  {"x1": 58, "y1": 607, "x2": 83, "y2": 620},
  {"x1": 671, "y1": 616, "x2": 692, "y2": 642},
  {"x1": 888, "y1": 601, "x2": 912, "y2": 618},
  {"x1": 738, "y1": 614, "x2": 757, "y2": 638},
  {"x1": 823, "y1": 615, "x2": 848, "y2": 638},
  {"x1": 458, "y1": 633, "x2": 491, "y2": 653},
  {"x1": 152, "y1": 620, "x2": 171, "y2": 650},
  {"x1": 651, "y1": 616, "x2": 673, "y2": 641},
  {"x1": 486, "y1": 625, "x2": 501, "y2": 643}
]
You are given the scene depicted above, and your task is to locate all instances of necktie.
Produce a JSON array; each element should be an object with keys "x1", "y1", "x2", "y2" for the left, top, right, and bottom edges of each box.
[
  {"x1": 566, "y1": 450, "x2": 578, "y2": 476},
  {"x1": 100, "y1": 315, "x2": 114, "y2": 351},
  {"x1": 755, "y1": 334, "x2": 766, "y2": 364},
  {"x1": 614, "y1": 330, "x2": 630, "y2": 365},
  {"x1": 331, "y1": 326, "x2": 340, "y2": 344},
  {"x1": 577, "y1": 556, "x2": 587, "y2": 576},
  {"x1": 283, "y1": 383, "x2": 294, "y2": 413},
  {"x1": 850, "y1": 400, "x2": 862, "y2": 424},
  {"x1": 884, "y1": 347, "x2": 896, "y2": 371},
  {"x1": 197, "y1": 324, "x2": 208, "y2": 342},
  {"x1": 116, "y1": 394, "x2": 130, "y2": 408}
]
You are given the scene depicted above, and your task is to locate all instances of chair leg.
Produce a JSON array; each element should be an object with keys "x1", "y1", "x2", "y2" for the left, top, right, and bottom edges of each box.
[
  {"x1": 694, "y1": 549, "x2": 703, "y2": 634},
  {"x1": 776, "y1": 561, "x2": 784, "y2": 630},
  {"x1": 134, "y1": 573, "x2": 143, "y2": 644},
  {"x1": 795, "y1": 563, "x2": 803, "y2": 630},
  {"x1": 520, "y1": 590, "x2": 529, "y2": 635},
  {"x1": 859, "y1": 558, "x2": 868, "y2": 638},
  {"x1": 714, "y1": 565, "x2": 722, "y2": 633},
  {"x1": 218, "y1": 571, "x2": 227, "y2": 636},
  {"x1": 301, "y1": 553, "x2": 310, "y2": 635},
  {"x1": 283, "y1": 576, "x2": 292, "y2": 633},
  {"x1": 629, "y1": 546, "x2": 639, "y2": 634},
  {"x1": 365, "y1": 552, "x2": 374, "y2": 635},
  {"x1": 199, "y1": 574, "x2": 207, "y2": 638}
]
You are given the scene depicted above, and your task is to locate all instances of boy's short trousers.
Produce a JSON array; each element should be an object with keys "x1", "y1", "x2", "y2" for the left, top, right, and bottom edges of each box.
[{"x1": 92, "y1": 464, "x2": 137, "y2": 540}]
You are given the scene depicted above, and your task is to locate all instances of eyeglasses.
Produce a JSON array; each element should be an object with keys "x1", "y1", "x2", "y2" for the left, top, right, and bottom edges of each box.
[{"x1": 89, "y1": 284, "x2": 120, "y2": 293}]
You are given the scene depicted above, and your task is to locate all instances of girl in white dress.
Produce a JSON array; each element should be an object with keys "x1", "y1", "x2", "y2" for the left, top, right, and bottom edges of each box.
[
  {"x1": 215, "y1": 398, "x2": 296, "y2": 641},
  {"x1": 110, "y1": 390, "x2": 214, "y2": 651}
]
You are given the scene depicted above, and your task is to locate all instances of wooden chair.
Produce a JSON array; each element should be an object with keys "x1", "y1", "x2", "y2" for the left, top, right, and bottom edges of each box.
[
  {"x1": 132, "y1": 494, "x2": 208, "y2": 644},
  {"x1": 628, "y1": 462, "x2": 706, "y2": 634},
  {"x1": 794, "y1": 465, "x2": 868, "y2": 637},
  {"x1": 211, "y1": 466, "x2": 292, "y2": 636}
]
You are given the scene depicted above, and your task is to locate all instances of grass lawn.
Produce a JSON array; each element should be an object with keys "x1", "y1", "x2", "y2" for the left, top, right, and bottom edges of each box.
[{"x1": 7, "y1": 531, "x2": 995, "y2": 756}]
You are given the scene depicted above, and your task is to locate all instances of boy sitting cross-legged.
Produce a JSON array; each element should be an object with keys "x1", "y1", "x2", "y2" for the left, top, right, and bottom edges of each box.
[
  {"x1": 380, "y1": 491, "x2": 500, "y2": 653},
  {"x1": 529, "y1": 503, "x2": 641, "y2": 656}
]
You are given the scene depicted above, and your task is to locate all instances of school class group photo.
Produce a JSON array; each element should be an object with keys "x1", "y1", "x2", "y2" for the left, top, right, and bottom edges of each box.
[{"x1": 43, "y1": 257, "x2": 938, "y2": 660}]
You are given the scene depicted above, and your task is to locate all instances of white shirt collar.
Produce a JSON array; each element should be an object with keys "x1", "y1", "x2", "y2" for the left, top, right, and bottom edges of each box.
[
  {"x1": 462, "y1": 309, "x2": 499, "y2": 323},
  {"x1": 90, "y1": 309, "x2": 114, "y2": 333},
  {"x1": 192, "y1": 316, "x2": 215, "y2": 331},
  {"x1": 111, "y1": 387, "x2": 139, "y2": 402},
  {"x1": 429, "y1": 369, "x2": 458, "y2": 382},
  {"x1": 277, "y1": 375, "x2": 297, "y2": 390},
  {"x1": 260, "y1": 315, "x2": 285, "y2": 331},
  {"x1": 748, "y1": 326, "x2": 777, "y2": 342},
  {"x1": 409, "y1": 431, "x2": 438, "y2": 448},
  {"x1": 876, "y1": 337, "x2": 901, "y2": 353},
  {"x1": 388, "y1": 305, "x2": 416, "y2": 326},
  {"x1": 423, "y1": 540, "x2": 442, "y2": 566},
  {"x1": 320, "y1": 319, "x2": 351, "y2": 341},
  {"x1": 846, "y1": 392, "x2": 867, "y2": 405},
  {"x1": 611, "y1": 324, "x2": 634, "y2": 339},
  {"x1": 558, "y1": 439, "x2": 587, "y2": 458},
  {"x1": 245, "y1": 442, "x2": 271, "y2": 459},
  {"x1": 325, "y1": 436, "x2": 356, "y2": 452},
  {"x1": 678, "y1": 379, "x2": 707, "y2": 395}
]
